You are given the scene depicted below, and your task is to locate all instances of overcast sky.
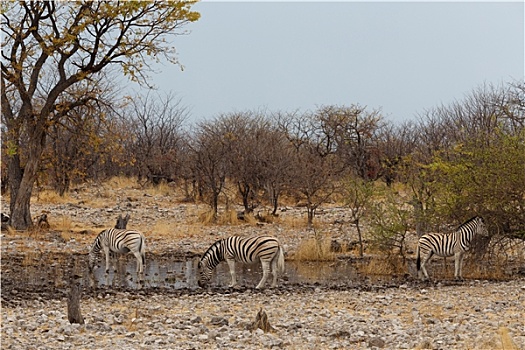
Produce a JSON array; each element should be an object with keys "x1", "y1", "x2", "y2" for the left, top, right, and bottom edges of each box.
[{"x1": 149, "y1": 1, "x2": 524, "y2": 125}]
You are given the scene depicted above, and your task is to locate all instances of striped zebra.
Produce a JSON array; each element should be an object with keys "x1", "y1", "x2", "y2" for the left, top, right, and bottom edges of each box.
[
  {"x1": 88, "y1": 228, "x2": 146, "y2": 274},
  {"x1": 198, "y1": 235, "x2": 285, "y2": 289},
  {"x1": 416, "y1": 216, "x2": 488, "y2": 280}
]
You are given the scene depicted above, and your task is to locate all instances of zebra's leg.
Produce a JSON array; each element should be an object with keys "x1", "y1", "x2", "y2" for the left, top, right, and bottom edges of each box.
[
  {"x1": 256, "y1": 260, "x2": 271, "y2": 289},
  {"x1": 271, "y1": 256, "x2": 278, "y2": 287},
  {"x1": 454, "y1": 252, "x2": 464, "y2": 280},
  {"x1": 419, "y1": 252, "x2": 432, "y2": 281},
  {"x1": 226, "y1": 258, "x2": 237, "y2": 287},
  {"x1": 132, "y1": 251, "x2": 144, "y2": 274},
  {"x1": 104, "y1": 248, "x2": 111, "y2": 274}
]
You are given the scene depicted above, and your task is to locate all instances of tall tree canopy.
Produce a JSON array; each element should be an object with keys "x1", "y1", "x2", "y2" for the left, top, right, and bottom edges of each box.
[{"x1": 1, "y1": 1, "x2": 199, "y2": 229}]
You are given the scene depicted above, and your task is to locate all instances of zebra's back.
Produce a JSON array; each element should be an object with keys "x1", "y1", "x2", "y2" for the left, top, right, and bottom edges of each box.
[{"x1": 225, "y1": 236, "x2": 280, "y2": 263}]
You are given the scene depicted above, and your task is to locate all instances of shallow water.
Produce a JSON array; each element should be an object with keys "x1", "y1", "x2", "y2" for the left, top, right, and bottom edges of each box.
[
  {"x1": 91, "y1": 257, "x2": 363, "y2": 289},
  {"x1": 3, "y1": 252, "x2": 407, "y2": 296}
]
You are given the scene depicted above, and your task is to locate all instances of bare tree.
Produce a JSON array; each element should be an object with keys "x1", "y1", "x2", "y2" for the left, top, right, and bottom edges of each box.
[
  {"x1": 122, "y1": 91, "x2": 188, "y2": 186},
  {"x1": 279, "y1": 110, "x2": 341, "y2": 228},
  {"x1": 316, "y1": 105, "x2": 384, "y2": 180},
  {"x1": 375, "y1": 121, "x2": 418, "y2": 187},
  {"x1": 189, "y1": 119, "x2": 230, "y2": 218}
]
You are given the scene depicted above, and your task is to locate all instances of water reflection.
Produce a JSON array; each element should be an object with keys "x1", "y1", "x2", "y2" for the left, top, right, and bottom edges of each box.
[{"x1": 90, "y1": 258, "x2": 361, "y2": 289}]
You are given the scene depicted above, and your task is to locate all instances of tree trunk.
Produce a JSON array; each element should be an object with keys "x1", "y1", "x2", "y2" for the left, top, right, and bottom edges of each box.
[
  {"x1": 271, "y1": 192, "x2": 279, "y2": 216},
  {"x1": 67, "y1": 274, "x2": 85, "y2": 324},
  {"x1": 238, "y1": 182, "x2": 251, "y2": 213},
  {"x1": 9, "y1": 160, "x2": 34, "y2": 230},
  {"x1": 307, "y1": 207, "x2": 315, "y2": 229},
  {"x1": 8, "y1": 121, "x2": 47, "y2": 230}
]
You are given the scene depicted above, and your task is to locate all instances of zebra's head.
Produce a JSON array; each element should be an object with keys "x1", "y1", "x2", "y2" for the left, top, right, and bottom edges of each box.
[
  {"x1": 197, "y1": 240, "x2": 224, "y2": 288},
  {"x1": 88, "y1": 236, "x2": 102, "y2": 273},
  {"x1": 197, "y1": 258, "x2": 213, "y2": 288},
  {"x1": 474, "y1": 216, "x2": 489, "y2": 236}
]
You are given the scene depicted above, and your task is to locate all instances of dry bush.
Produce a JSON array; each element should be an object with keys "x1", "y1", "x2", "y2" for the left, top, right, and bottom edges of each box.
[
  {"x1": 198, "y1": 210, "x2": 216, "y2": 225},
  {"x1": 217, "y1": 209, "x2": 239, "y2": 225},
  {"x1": 241, "y1": 212, "x2": 258, "y2": 225},
  {"x1": 293, "y1": 236, "x2": 336, "y2": 261},
  {"x1": 463, "y1": 256, "x2": 509, "y2": 281}
]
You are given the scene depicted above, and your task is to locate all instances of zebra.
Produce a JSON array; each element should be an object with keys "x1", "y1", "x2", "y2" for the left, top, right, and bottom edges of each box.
[
  {"x1": 88, "y1": 228, "x2": 146, "y2": 275},
  {"x1": 416, "y1": 216, "x2": 488, "y2": 281},
  {"x1": 198, "y1": 235, "x2": 285, "y2": 289}
]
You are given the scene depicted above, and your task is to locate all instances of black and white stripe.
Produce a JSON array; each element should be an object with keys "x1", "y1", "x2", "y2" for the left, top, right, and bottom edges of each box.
[
  {"x1": 89, "y1": 228, "x2": 146, "y2": 274},
  {"x1": 198, "y1": 235, "x2": 285, "y2": 289},
  {"x1": 416, "y1": 216, "x2": 488, "y2": 280}
]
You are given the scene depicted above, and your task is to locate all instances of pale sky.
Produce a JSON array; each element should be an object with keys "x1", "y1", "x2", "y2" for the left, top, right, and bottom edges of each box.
[{"x1": 149, "y1": 1, "x2": 524, "y2": 124}]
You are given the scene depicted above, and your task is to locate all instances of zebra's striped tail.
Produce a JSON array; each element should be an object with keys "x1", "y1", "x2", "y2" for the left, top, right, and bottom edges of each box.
[
  {"x1": 275, "y1": 245, "x2": 285, "y2": 275},
  {"x1": 140, "y1": 235, "x2": 146, "y2": 267},
  {"x1": 416, "y1": 244, "x2": 421, "y2": 272}
]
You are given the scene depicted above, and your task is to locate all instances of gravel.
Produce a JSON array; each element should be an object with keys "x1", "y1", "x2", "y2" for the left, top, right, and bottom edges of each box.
[{"x1": 2, "y1": 280, "x2": 524, "y2": 350}]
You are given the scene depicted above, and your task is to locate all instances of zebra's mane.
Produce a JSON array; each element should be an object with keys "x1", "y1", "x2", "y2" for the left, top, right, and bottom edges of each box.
[
  {"x1": 200, "y1": 239, "x2": 225, "y2": 264},
  {"x1": 457, "y1": 216, "x2": 482, "y2": 230}
]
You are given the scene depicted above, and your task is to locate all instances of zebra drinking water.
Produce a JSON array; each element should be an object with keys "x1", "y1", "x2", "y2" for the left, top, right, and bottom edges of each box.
[
  {"x1": 198, "y1": 235, "x2": 285, "y2": 289},
  {"x1": 88, "y1": 228, "x2": 146, "y2": 275},
  {"x1": 416, "y1": 216, "x2": 488, "y2": 280}
]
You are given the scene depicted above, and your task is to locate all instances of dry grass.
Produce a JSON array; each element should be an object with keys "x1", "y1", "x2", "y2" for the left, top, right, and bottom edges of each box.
[
  {"x1": 217, "y1": 209, "x2": 240, "y2": 225},
  {"x1": 292, "y1": 236, "x2": 336, "y2": 261},
  {"x1": 278, "y1": 214, "x2": 310, "y2": 230},
  {"x1": 54, "y1": 215, "x2": 72, "y2": 232},
  {"x1": 147, "y1": 220, "x2": 205, "y2": 240},
  {"x1": 144, "y1": 181, "x2": 177, "y2": 198},
  {"x1": 34, "y1": 189, "x2": 72, "y2": 204},
  {"x1": 498, "y1": 327, "x2": 519, "y2": 350},
  {"x1": 357, "y1": 255, "x2": 407, "y2": 276},
  {"x1": 198, "y1": 210, "x2": 217, "y2": 225},
  {"x1": 463, "y1": 256, "x2": 509, "y2": 281},
  {"x1": 105, "y1": 176, "x2": 139, "y2": 189}
]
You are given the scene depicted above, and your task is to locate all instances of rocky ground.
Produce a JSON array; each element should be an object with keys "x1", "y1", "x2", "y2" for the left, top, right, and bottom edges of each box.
[
  {"x1": 2, "y1": 183, "x2": 525, "y2": 349},
  {"x1": 1, "y1": 280, "x2": 524, "y2": 349}
]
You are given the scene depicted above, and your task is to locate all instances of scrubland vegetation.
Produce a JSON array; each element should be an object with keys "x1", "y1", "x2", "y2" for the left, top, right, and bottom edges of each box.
[{"x1": 3, "y1": 81, "x2": 525, "y2": 280}]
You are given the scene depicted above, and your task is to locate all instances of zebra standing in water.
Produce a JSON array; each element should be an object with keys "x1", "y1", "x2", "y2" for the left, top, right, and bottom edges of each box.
[
  {"x1": 416, "y1": 216, "x2": 488, "y2": 280},
  {"x1": 198, "y1": 235, "x2": 285, "y2": 289},
  {"x1": 88, "y1": 228, "x2": 146, "y2": 275}
]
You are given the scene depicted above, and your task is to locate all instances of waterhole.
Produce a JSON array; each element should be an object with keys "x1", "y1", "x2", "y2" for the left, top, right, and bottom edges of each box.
[
  {"x1": 90, "y1": 257, "x2": 365, "y2": 289},
  {"x1": 3, "y1": 253, "x2": 386, "y2": 292}
]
